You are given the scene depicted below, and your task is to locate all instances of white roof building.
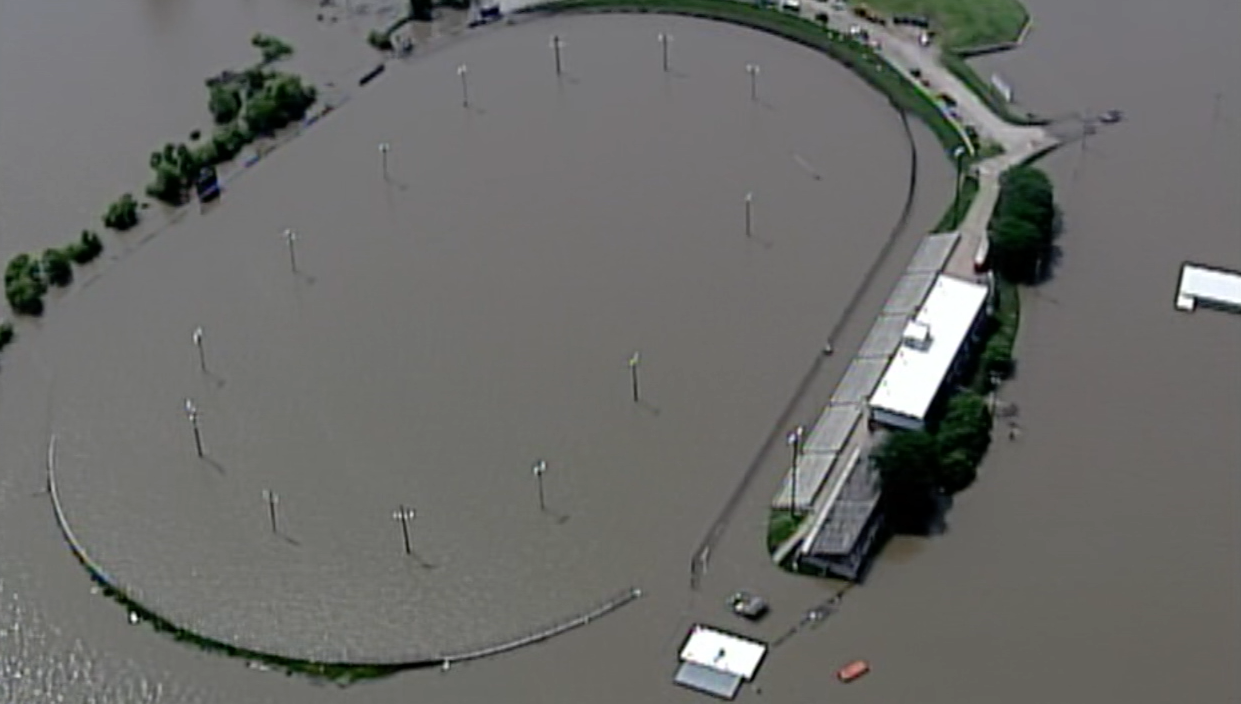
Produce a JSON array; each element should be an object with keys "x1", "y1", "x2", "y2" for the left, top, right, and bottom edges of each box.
[
  {"x1": 1175, "y1": 263, "x2": 1241, "y2": 313},
  {"x1": 868, "y1": 274, "x2": 990, "y2": 431},
  {"x1": 673, "y1": 626, "x2": 768, "y2": 700}
]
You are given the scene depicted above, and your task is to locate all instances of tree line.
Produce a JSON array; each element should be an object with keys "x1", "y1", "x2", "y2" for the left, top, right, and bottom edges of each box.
[
  {"x1": 5, "y1": 35, "x2": 315, "y2": 331},
  {"x1": 874, "y1": 165, "x2": 1058, "y2": 533}
]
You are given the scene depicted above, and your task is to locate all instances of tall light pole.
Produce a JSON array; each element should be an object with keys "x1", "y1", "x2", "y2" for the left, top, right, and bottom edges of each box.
[
  {"x1": 262, "y1": 489, "x2": 279, "y2": 534},
  {"x1": 657, "y1": 33, "x2": 672, "y2": 73},
  {"x1": 951, "y1": 145, "x2": 966, "y2": 227},
  {"x1": 746, "y1": 63, "x2": 760, "y2": 102},
  {"x1": 283, "y1": 228, "x2": 298, "y2": 274},
  {"x1": 744, "y1": 192, "x2": 753, "y2": 238},
  {"x1": 457, "y1": 64, "x2": 470, "y2": 108},
  {"x1": 550, "y1": 35, "x2": 564, "y2": 77},
  {"x1": 184, "y1": 398, "x2": 204, "y2": 458},
  {"x1": 628, "y1": 351, "x2": 642, "y2": 403},
  {"x1": 786, "y1": 425, "x2": 805, "y2": 516},
  {"x1": 392, "y1": 505, "x2": 416, "y2": 555},
  {"x1": 532, "y1": 459, "x2": 548, "y2": 512},
  {"x1": 192, "y1": 326, "x2": 206, "y2": 373},
  {"x1": 379, "y1": 142, "x2": 390, "y2": 180}
]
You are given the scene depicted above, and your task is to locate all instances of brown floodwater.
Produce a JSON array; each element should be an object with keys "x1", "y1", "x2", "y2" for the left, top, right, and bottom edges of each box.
[{"x1": 1, "y1": 0, "x2": 1238, "y2": 702}]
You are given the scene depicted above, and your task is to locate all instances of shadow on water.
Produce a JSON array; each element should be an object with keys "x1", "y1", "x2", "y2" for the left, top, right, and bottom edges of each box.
[{"x1": 200, "y1": 456, "x2": 227, "y2": 475}]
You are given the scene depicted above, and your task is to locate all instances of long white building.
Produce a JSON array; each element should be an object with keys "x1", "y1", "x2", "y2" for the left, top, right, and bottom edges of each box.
[{"x1": 867, "y1": 274, "x2": 990, "y2": 432}]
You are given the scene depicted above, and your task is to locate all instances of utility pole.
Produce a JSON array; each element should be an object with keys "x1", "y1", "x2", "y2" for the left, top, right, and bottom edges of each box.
[
  {"x1": 746, "y1": 63, "x2": 760, "y2": 102},
  {"x1": 628, "y1": 351, "x2": 642, "y2": 403},
  {"x1": 657, "y1": 33, "x2": 672, "y2": 73},
  {"x1": 192, "y1": 327, "x2": 206, "y2": 373},
  {"x1": 550, "y1": 35, "x2": 565, "y2": 77},
  {"x1": 786, "y1": 425, "x2": 805, "y2": 516},
  {"x1": 532, "y1": 460, "x2": 548, "y2": 511},
  {"x1": 393, "y1": 505, "x2": 416, "y2": 555},
  {"x1": 184, "y1": 398, "x2": 204, "y2": 458},
  {"x1": 262, "y1": 489, "x2": 279, "y2": 534}
]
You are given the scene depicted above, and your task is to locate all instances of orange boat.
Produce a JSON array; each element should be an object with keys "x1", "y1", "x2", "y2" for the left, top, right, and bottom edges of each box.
[{"x1": 837, "y1": 659, "x2": 870, "y2": 683}]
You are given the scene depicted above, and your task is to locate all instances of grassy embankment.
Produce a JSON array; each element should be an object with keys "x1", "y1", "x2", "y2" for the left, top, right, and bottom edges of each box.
[{"x1": 852, "y1": 0, "x2": 1045, "y2": 124}]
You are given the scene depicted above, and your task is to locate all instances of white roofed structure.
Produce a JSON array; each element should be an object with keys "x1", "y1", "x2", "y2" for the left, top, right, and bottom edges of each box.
[
  {"x1": 868, "y1": 274, "x2": 990, "y2": 431},
  {"x1": 1175, "y1": 263, "x2": 1241, "y2": 314},
  {"x1": 673, "y1": 626, "x2": 768, "y2": 700}
]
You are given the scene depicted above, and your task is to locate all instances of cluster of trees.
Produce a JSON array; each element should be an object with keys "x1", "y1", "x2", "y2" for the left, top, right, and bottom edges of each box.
[
  {"x1": 148, "y1": 38, "x2": 314, "y2": 206},
  {"x1": 103, "y1": 193, "x2": 140, "y2": 231},
  {"x1": 251, "y1": 33, "x2": 294, "y2": 64},
  {"x1": 411, "y1": 0, "x2": 433, "y2": 21},
  {"x1": 873, "y1": 391, "x2": 994, "y2": 532},
  {"x1": 987, "y1": 166, "x2": 1057, "y2": 284},
  {"x1": 4, "y1": 232, "x2": 105, "y2": 317}
]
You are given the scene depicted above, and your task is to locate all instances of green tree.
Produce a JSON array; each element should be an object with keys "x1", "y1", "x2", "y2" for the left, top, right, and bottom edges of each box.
[
  {"x1": 42, "y1": 248, "x2": 73, "y2": 287},
  {"x1": 208, "y1": 84, "x2": 242, "y2": 124},
  {"x1": 5, "y1": 254, "x2": 47, "y2": 317},
  {"x1": 0, "y1": 320, "x2": 14, "y2": 349},
  {"x1": 411, "y1": 0, "x2": 433, "y2": 22},
  {"x1": 989, "y1": 215, "x2": 1044, "y2": 283},
  {"x1": 103, "y1": 193, "x2": 140, "y2": 230},
  {"x1": 935, "y1": 391, "x2": 992, "y2": 492},
  {"x1": 937, "y1": 448, "x2": 977, "y2": 495},
  {"x1": 251, "y1": 33, "x2": 294, "y2": 63},
  {"x1": 874, "y1": 430, "x2": 939, "y2": 532},
  {"x1": 65, "y1": 230, "x2": 104, "y2": 264}
]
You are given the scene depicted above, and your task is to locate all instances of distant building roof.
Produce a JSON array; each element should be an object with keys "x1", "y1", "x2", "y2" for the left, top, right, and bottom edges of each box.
[
  {"x1": 1176, "y1": 263, "x2": 1241, "y2": 313},
  {"x1": 868, "y1": 274, "x2": 989, "y2": 426}
]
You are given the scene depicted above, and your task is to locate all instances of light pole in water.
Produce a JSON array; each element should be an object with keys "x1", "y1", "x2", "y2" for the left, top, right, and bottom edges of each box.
[
  {"x1": 393, "y1": 505, "x2": 416, "y2": 555},
  {"x1": 262, "y1": 490, "x2": 279, "y2": 534},
  {"x1": 283, "y1": 228, "x2": 298, "y2": 274},
  {"x1": 550, "y1": 35, "x2": 564, "y2": 77},
  {"x1": 457, "y1": 64, "x2": 470, "y2": 108},
  {"x1": 184, "y1": 398, "x2": 203, "y2": 458},
  {"x1": 746, "y1": 63, "x2": 760, "y2": 102},
  {"x1": 952, "y1": 145, "x2": 966, "y2": 227},
  {"x1": 786, "y1": 425, "x2": 805, "y2": 516},
  {"x1": 379, "y1": 142, "x2": 390, "y2": 180},
  {"x1": 657, "y1": 33, "x2": 672, "y2": 73},
  {"x1": 192, "y1": 326, "x2": 206, "y2": 373},
  {"x1": 532, "y1": 460, "x2": 548, "y2": 512},
  {"x1": 628, "y1": 351, "x2": 642, "y2": 403},
  {"x1": 745, "y1": 192, "x2": 754, "y2": 238}
]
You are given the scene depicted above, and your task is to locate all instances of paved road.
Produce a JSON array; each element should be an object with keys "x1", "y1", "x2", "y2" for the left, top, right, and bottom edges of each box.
[{"x1": 803, "y1": 0, "x2": 1058, "y2": 278}]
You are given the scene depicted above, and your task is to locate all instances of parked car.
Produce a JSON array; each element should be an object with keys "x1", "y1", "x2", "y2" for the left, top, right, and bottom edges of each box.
[
  {"x1": 780, "y1": 0, "x2": 801, "y2": 12},
  {"x1": 728, "y1": 591, "x2": 770, "y2": 621}
]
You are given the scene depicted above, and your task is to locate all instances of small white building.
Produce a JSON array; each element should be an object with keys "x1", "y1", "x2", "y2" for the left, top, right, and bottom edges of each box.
[
  {"x1": 1175, "y1": 262, "x2": 1241, "y2": 314},
  {"x1": 673, "y1": 626, "x2": 768, "y2": 700},
  {"x1": 867, "y1": 274, "x2": 990, "y2": 432}
]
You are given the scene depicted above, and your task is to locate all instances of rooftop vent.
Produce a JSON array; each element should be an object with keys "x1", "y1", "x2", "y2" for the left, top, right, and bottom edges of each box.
[{"x1": 901, "y1": 321, "x2": 932, "y2": 351}]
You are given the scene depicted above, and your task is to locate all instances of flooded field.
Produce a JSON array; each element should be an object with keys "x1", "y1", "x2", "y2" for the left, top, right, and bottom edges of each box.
[{"x1": 1, "y1": 0, "x2": 1238, "y2": 701}]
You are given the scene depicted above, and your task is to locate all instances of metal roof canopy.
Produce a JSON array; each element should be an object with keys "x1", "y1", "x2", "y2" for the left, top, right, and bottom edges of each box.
[
  {"x1": 674, "y1": 662, "x2": 743, "y2": 700},
  {"x1": 1175, "y1": 262, "x2": 1241, "y2": 313},
  {"x1": 884, "y1": 270, "x2": 939, "y2": 315},
  {"x1": 831, "y1": 357, "x2": 890, "y2": 406},
  {"x1": 857, "y1": 313, "x2": 910, "y2": 359},
  {"x1": 805, "y1": 403, "x2": 861, "y2": 455},
  {"x1": 675, "y1": 626, "x2": 767, "y2": 699},
  {"x1": 907, "y1": 231, "x2": 961, "y2": 273}
]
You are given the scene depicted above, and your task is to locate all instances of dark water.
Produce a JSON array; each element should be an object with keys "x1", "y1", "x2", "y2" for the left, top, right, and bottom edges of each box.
[{"x1": 2, "y1": 0, "x2": 1238, "y2": 703}]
